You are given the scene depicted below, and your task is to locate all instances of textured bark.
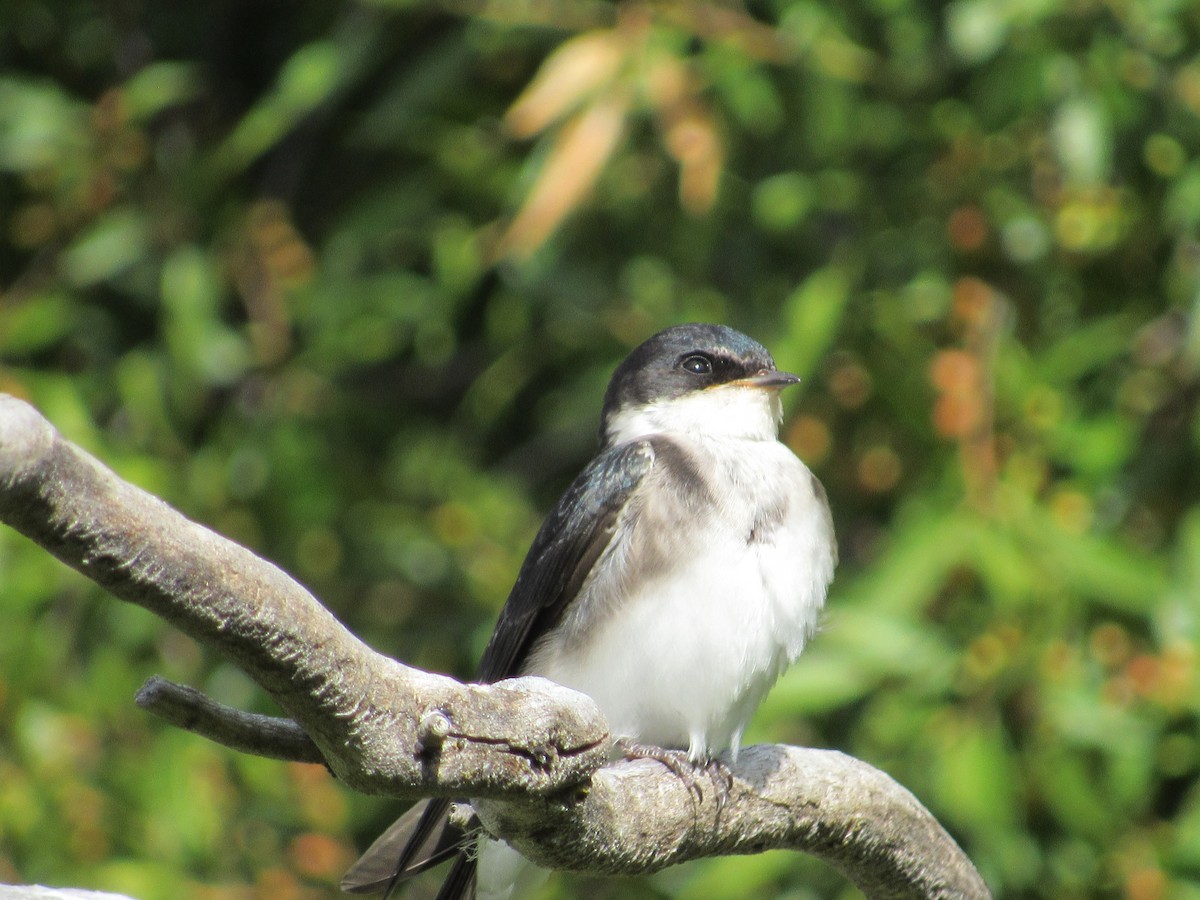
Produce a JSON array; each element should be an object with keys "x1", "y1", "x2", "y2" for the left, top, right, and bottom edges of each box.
[
  {"x1": 134, "y1": 675, "x2": 326, "y2": 764},
  {"x1": 0, "y1": 394, "x2": 991, "y2": 899},
  {"x1": 478, "y1": 747, "x2": 988, "y2": 898},
  {"x1": 0, "y1": 394, "x2": 608, "y2": 801}
]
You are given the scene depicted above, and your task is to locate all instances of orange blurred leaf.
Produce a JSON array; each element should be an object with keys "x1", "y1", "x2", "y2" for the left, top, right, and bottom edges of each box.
[
  {"x1": 499, "y1": 91, "x2": 629, "y2": 259},
  {"x1": 504, "y1": 29, "x2": 626, "y2": 139},
  {"x1": 640, "y1": 49, "x2": 724, "y2": 215},
  {"x1": 668, "y1": 110, "x2": 723, "y2": 214}
]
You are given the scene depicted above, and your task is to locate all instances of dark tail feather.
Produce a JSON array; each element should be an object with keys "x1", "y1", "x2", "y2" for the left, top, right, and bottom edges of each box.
[
  {"x1": 432, "y1": 853, "x2": 477, "y2": 900},
  {"x1": 342, "y1": 798, "x2": 463, "y2": 894}
]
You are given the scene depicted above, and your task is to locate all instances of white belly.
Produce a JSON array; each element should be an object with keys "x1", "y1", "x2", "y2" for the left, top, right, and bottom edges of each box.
[{"x1": 528, "y1": 438, "x2": 834, "y2": 761}]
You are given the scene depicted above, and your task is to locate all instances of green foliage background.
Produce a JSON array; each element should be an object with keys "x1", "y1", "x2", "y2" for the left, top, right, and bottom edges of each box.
[{"x1": 2, "y1": 1, "x2": 1200, "y2": 898}]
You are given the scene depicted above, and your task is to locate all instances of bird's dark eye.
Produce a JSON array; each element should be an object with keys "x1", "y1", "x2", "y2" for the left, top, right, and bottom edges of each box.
[{"x1": 680, "y1": 354, "x2": 714, "y2": 375}]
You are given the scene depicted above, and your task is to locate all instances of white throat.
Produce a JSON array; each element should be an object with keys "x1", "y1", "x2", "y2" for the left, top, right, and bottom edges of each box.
[{"x1": 604, "y1": 384, "x2": 784, "y2": 446}]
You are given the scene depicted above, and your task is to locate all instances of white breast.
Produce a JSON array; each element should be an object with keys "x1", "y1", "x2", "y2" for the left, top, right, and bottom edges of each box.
[{"x1": 529, "y1": 434, "x2": 835, "y2": 762}]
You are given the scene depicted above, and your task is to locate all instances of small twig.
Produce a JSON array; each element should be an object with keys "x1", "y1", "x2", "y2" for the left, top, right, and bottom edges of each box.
[{"x1": 135, "y1": 675, "x2": 327, "y2": 765}]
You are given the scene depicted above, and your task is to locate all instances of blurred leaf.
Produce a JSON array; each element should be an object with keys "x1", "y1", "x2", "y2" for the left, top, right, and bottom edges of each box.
[
  {"x1": 0, "y1": 293, "x2": 76, "y2": 354},
  {"x1": 760, "y1": 644, "x2": 876, "y2": 715},
  {"x1": 775, "y1": 265, "x2": 852, "y2": 384},
  {"x1": 210, "y1": 40, "x2": 346, "y2": 177},
  {"x1": 1019, "y1": 509, "x2": 1169, "y2": 614},
  {"x1": 1053, "y1": 96, "x2": 1111, "y2": 188},
  {"x1": 1036, "y1": 315, "x2": 1136, "y2": 385},
  {"x1": 499, "y1": 90, "x2": 630, "y2": 259},
  {"x1": 1033, "y1": 746, "x2": 1116, "y2": 838},
  {"x1": 928, "y1": 712, "x2": 1021, "y2": 833},
  {"x1": 160, "y1": 245, "x2": 249, "y2": 387},
  {"x1": 945, "y1": 0, "x2": 1009, "y2": 64},
  {"x1": 0, "y1": 77, "x2": 87, "y2": 172},
  {"x1": 1048, "y1": 415, "x2": 1136, "y2": 477},
  {"x1": 752, "y1": 172, "x2": 815, "y2": 232},
  {"x1": 667, "y1": 850, "x2": 809, "y2": 900},
  {"x1": 504, "y1": 29, "x2": 624, "y2": 139},
  {"x1": 122, "y1": 62, "x2": 202, "y2": 120},
  {"x1": 61, "y1": 208, "x2": 150, "y2": 287},
  {"x1": 839, "y1": 504, "x2": 977, "y2": 615},
  {"x1": 970, "y1": 520, "x2": 1039, "y2": 607}
]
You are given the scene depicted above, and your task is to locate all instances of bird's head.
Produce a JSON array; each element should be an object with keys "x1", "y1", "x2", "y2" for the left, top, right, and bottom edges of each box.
[{"x1": 600, "y1": 323, "x2": 799, "y2": 447}]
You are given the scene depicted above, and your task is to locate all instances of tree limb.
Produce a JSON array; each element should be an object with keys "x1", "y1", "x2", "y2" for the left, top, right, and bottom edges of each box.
[
  {"x1": 0, "y1": 887, "x2": 137, "y2": 900},
  {"x1": 134, "y1": 674, "x2": 327, "y2": 764},
  {"x1": 0, "y1": 394, "x2": 991, "y2": 899},
  {"x1": 0, "y1": 393, "x2": 609, "y2": 801},
  {"x1": 478, "y1": 747, "x2": 987, "y2": 899}
]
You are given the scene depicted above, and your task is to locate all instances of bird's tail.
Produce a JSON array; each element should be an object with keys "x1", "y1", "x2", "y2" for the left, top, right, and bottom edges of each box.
[
  {"x1": 341, "y1": 797, "x2": 471, "y2": 896},
  {"x1": 432, "y1": 853, "x2": 477, "y2": 900}
]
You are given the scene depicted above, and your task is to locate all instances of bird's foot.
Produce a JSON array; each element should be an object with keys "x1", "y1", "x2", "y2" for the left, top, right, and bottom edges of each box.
[
  {"x1": 616, "y1": 740, "x2": 732, "y2": 808},
  {"x1": 703, "y1": 755, "x2": 735, "y2": 814}
]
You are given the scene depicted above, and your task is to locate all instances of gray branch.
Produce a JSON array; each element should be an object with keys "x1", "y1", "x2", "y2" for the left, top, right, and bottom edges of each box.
[
  {"x1": 134, "y1": 674, "x2": 327, "y2": 764},
  {"x1": 0, "y1": 394, "x2": 990, "y2": 899},
  {"x1": 479, "y1": 746, "x2": 985, "y2": 899},
  {"x1": 0, "y1": 888, "x2": 137, "y2": 900},
  {"x1": 0, "y1": 393, "x2": 608, "y2": 802}
]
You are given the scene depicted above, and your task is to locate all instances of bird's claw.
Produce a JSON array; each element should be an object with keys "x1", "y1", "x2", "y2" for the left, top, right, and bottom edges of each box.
[{"x1": 616, "y1": 740, "x2": 733, "y2": 809}]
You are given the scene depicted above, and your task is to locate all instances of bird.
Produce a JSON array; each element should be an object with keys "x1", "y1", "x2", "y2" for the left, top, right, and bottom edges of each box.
[{"x1": 342, "y1": 323, "x2": 837, "y2": 900}]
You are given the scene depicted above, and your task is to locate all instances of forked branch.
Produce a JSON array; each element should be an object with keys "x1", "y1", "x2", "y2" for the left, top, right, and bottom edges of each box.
[{"x1": 0, "y1": 394, "x2": 989, "y2": 899}]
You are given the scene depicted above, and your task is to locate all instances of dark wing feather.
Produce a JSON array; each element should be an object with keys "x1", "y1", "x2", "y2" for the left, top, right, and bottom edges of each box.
[
  {"x1": 341, "y1": 798, "x2": 464, "y2": 894},
  {"x1": 343, "y1": 440, "x2": 654, "y2": 897},
  {"x1": 432, "y1": 854, "x2": 477, "y2": 900},
  {"x1": 476, "y1": 439, "x2": 654, "y2": 682}
]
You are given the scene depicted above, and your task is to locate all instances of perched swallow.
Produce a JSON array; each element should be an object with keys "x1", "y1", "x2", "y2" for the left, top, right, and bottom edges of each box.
[{"x1": 343, "y1": 323, "x2": 837, "y2": 899}]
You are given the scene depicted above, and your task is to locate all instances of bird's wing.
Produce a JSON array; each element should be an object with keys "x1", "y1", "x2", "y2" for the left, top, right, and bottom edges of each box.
[
  {"x1": 342, "y1": 440, "x2": 655, "y2": 896},
  {"x1": 341, "y1": 798, "x2": 464, "y2": 894},
  {"x1": 476, "y1": 439, "x2": 655, "y2": 682}
]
